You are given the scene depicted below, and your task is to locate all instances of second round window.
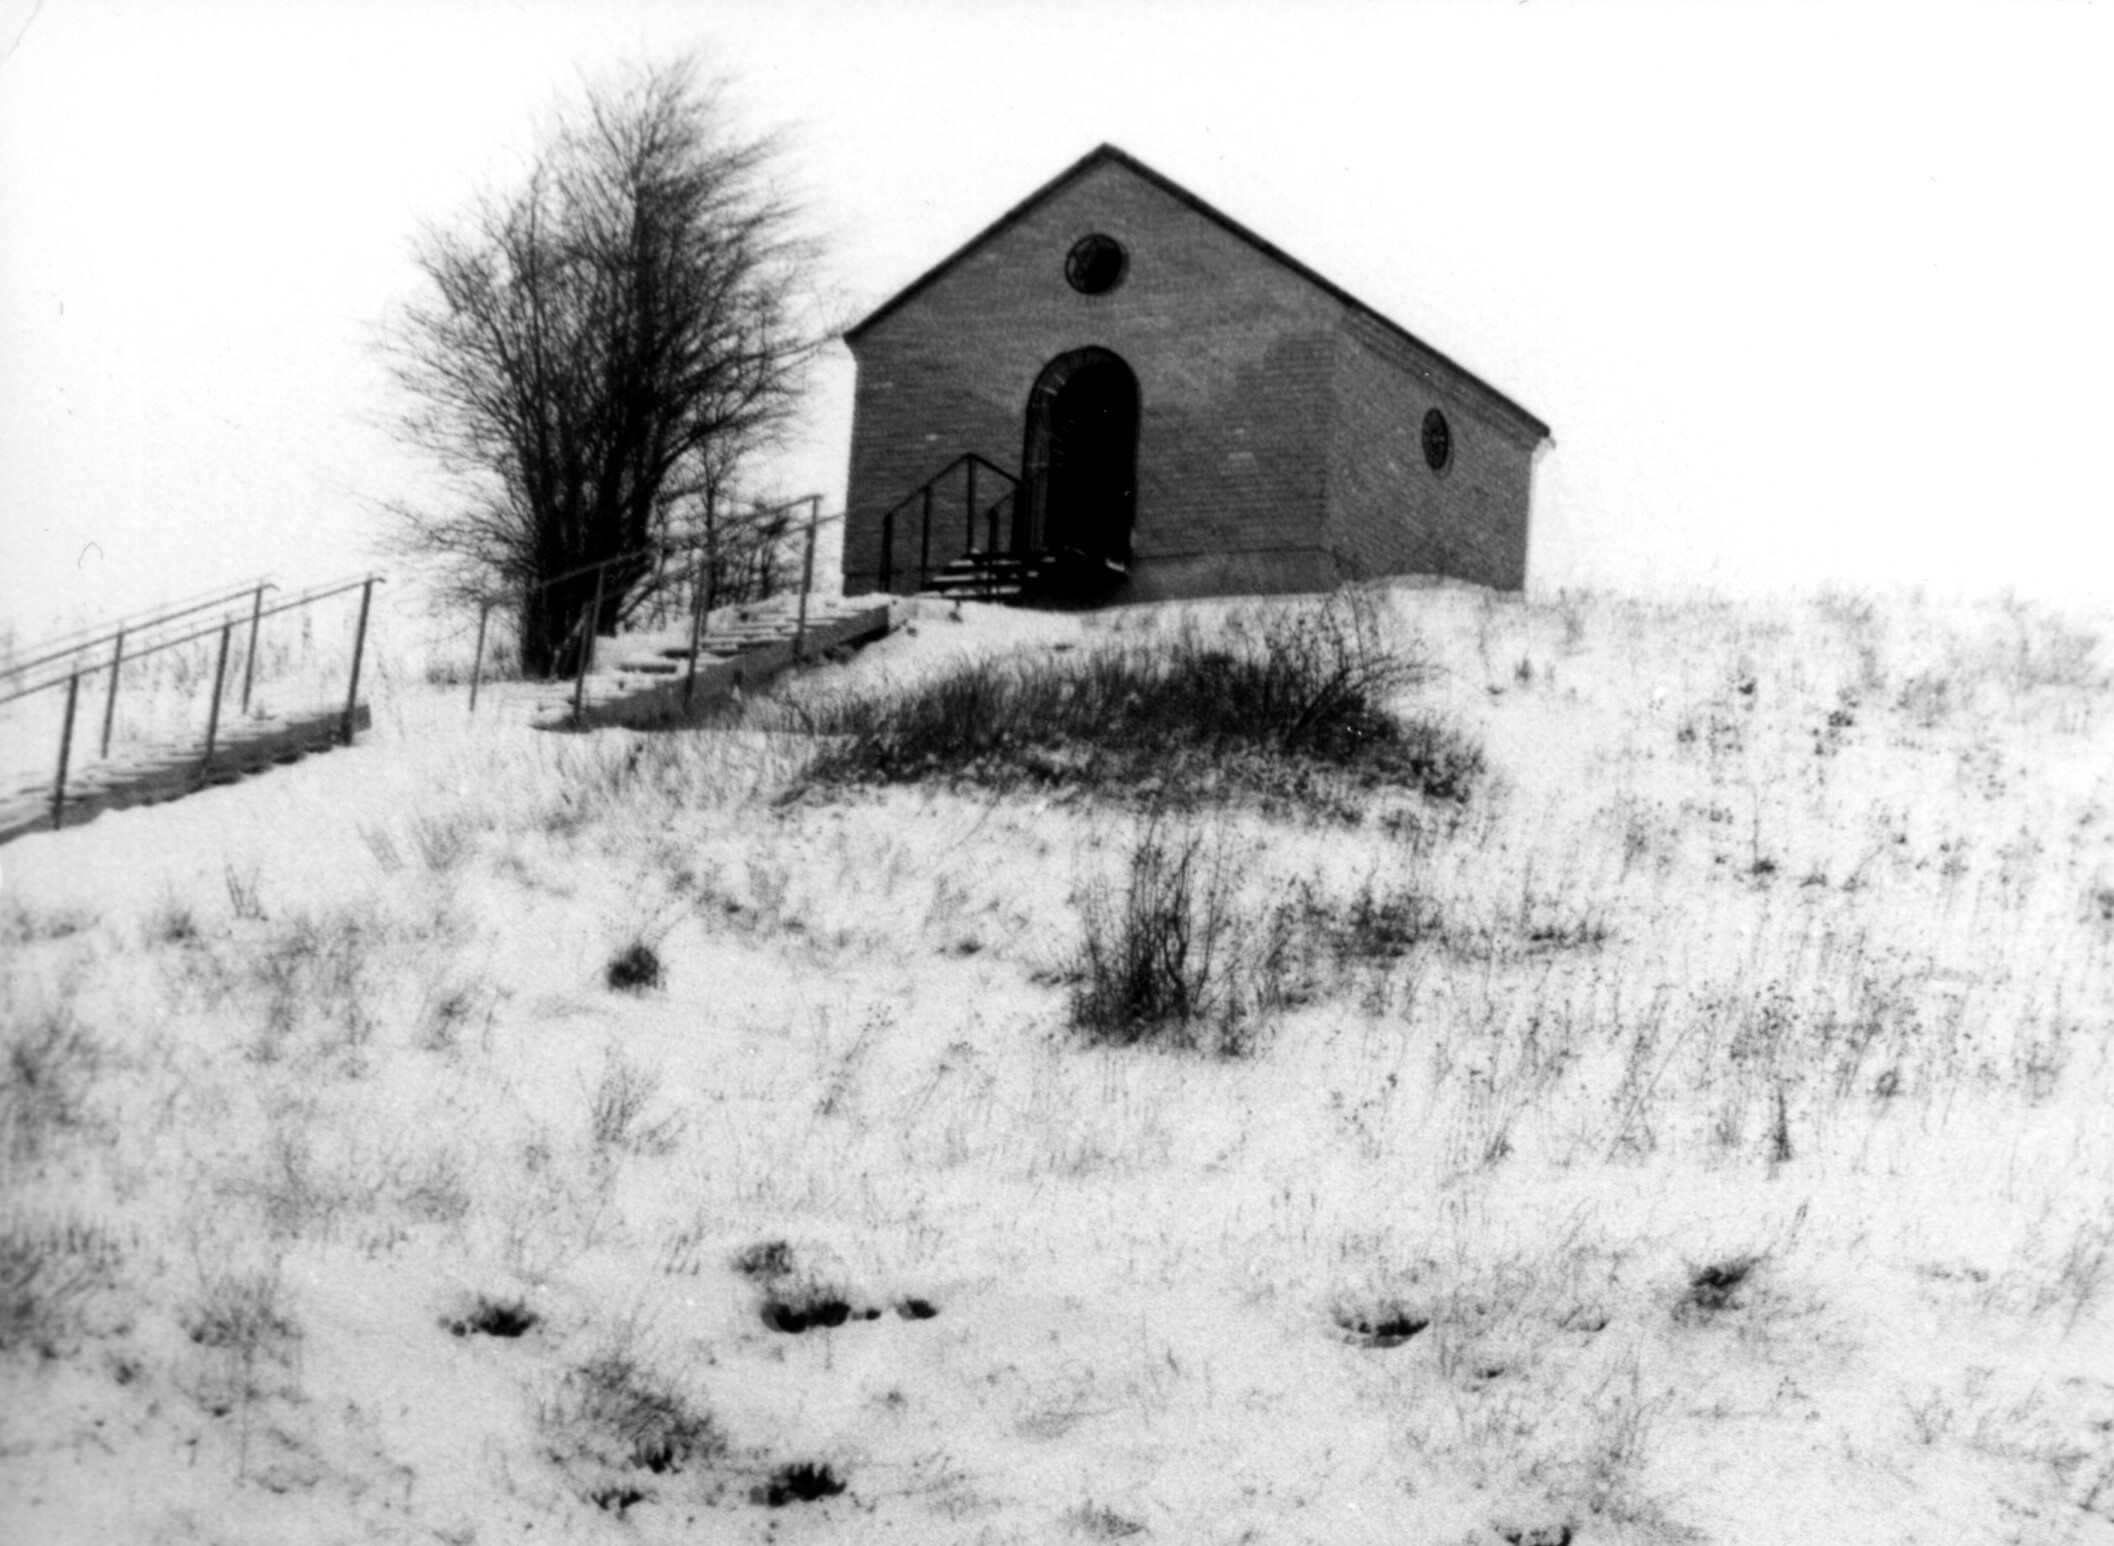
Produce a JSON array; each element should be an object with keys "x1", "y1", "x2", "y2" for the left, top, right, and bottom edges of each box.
[{"x1": 1421, "y1": 408, "x2": 1452, "y2": 474}]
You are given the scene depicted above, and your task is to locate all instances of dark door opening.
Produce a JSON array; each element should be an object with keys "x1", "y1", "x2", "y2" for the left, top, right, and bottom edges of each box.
[{"x1": 1020, "y1": 347, "x2": 1139, "y2": 568}]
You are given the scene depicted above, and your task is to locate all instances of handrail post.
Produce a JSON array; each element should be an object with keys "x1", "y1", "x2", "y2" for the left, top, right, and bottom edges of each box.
[
  {"x1": 239, "y1": 582, "x2": 265, "y2": 715},
  {"x1": 571, "y1": 561, "x2": 604, "y2": 731},
  {"x1": 704, "y1": 489, "x2": 720, "y2": 628},
  {"x1": 340, "y1": 578, "x2": 373, "y2": 746},
  {"x1": 682, "y1": 539, "x2": 708, "y2": 709},
  {"x1": 588, "y1": 563, "x2": 606, "y2": 677},
  {"x1": 51, "y1": 671, "x2": 80, "y2": 831},
  {"x1": 792, "y1": 496, "x2": 820, "y2": 663},
  {"x1": 966, "y1": 458, "x2": 978, "y2": 555},
  {"x1": 919, "y1": 485, "x2": 933, "y2": 591},
  {"x1": 99, "y1": 627, "x2": 124, "y2": 758},
  {"x1": 880, "y1": 508, "x2": 894, "y2": 592},
  {"x1": 203, "y1": 622, "x2": 233, "y2": 774},
  {"x1": 569, "y1": 613, "x2": 589, "y2": 729},
  {"x1": 468, "y1": 599, "x2": 491, "y2": 714}
]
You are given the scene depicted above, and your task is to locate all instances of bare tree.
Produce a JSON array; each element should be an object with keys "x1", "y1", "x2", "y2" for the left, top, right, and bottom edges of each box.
[{"x1": 381, "y1": 58, "x2": 820, "y2": 675}]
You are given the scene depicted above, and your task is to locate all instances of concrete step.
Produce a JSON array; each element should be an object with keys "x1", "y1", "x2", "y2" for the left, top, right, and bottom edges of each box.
[{"x1": 0, "y1": 702, "x2": 372, "y2": 848}]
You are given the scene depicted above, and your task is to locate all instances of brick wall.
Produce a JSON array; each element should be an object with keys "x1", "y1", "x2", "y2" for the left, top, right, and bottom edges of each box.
[
  {"x1": 842, "y1": 155, "x2": 1542, "y2": 601},
  {"x1": 1321, "y1": 312, "x2": 1538, "y2": 592},
  {"x1": 843, "y1": 159, "x2": 1341, "y2": 598}
]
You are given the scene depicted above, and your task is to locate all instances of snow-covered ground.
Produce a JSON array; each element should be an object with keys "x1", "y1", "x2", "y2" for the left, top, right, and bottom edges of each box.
[{"x1": 3, "y1": 583, "x2": 2110, "y2": 1544}]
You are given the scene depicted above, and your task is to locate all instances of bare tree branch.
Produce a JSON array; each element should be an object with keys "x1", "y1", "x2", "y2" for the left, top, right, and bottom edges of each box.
[{"x1": 378, "y1": 57, "x2": 823, "y2": 675}]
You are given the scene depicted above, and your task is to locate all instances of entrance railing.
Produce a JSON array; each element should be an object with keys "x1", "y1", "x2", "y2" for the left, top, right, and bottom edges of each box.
[{"x1": 875, "y1": 453, "x2": 1022, "y2": 592}]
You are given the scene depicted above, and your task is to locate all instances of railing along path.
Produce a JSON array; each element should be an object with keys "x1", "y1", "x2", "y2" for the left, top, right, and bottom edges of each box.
[{"x1": 2, "y1": 574, "x2": 382, "y2": 836}]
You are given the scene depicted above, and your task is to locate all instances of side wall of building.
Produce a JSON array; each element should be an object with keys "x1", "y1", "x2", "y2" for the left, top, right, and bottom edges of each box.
[
  {"x1": 843, "y1": 161, "x2": 1343, "y2": 599},
  {"x1": 1320, "y1": 312, "x2": 1538, "y2": 592}
]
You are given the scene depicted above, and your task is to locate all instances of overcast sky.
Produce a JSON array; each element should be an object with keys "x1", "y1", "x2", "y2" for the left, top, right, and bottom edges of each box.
[{"x1": 3, "y1": 0, "x2": 2111, "y2": 637}]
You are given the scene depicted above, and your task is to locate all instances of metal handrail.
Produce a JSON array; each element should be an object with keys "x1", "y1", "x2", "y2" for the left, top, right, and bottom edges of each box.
[
  {"x1": 876, "y1": 453, "x2": 1021, "y2": 592},
  {"x1": 1, "y1": 576, "x2": 278, "y2": 684},
  {"x1": 462, "y1": 495, "x2": 851, "y2": 719},
  {"x1": 491, "y1": 492, "x2": 838, "y2": 605},
  {"x1": 13, "y1": 571, "x2": 385, "y2": 837},
  {"x1": 0, "y1": 574, "x2": 382, "y2": 708}
]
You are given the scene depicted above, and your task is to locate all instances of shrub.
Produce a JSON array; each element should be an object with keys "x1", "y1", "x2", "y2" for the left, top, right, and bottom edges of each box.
[
  {"x1": 792, "y1": 596, "x2": 1476, "y2": 805},
  {"x1": 1071, "y1": 821, "x2": 1236, "y2": 1047},
  {"x1": 1067, "y1": 820, "x2": 1307, "y2": 1056}
]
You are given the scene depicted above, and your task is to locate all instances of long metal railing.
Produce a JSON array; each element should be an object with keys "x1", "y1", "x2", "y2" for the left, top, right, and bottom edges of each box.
[
  {"x1": 2, "y1": 576, "x2": 280, "y2": 724},
  {"x1": 3, "y1": 573, "x2": 384, "y2": 833}
]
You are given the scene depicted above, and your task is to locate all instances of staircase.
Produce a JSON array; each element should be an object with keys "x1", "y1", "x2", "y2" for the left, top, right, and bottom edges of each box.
[
  {"x1": 505, "y1": 593, "x2": 899, "y2": 730},
  {"x1": 924, "y1": 551, "x2": 1062, "y2": 603},
  {"x1": 876, "y1": 453, "x2": 1128, "y2": 607},
  {"x1": 922, "y1": 548, "x2": 1126, "y2": 608}
]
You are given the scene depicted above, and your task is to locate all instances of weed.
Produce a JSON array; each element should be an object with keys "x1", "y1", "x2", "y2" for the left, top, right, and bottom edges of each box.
[
  {"x1": 1683, "y1": 1255, "x2": 1758, "y2": 1314},
  {"x1": 733, "y1": 1239, "x2": 794, "y2": 1281},
  {"x1": 1767, "y1": 1080, "x2": 1794, "y2": 1166},
  {"x1": 759, "y1": 1460, "x2": 846, "y2": 1506},
  {"x1": 1333, "y1": 879, "x2": 1444, "y2": 961},
  {"x1": 760, "y1": 1294, "x2": 858, "y2": 1333},
  {"x1": 147, "y1": 893, "x2": 202, "y2": 946},
  {"x1": 1070, "y1": 820, "x2": 1241, "y2": 1052},
  {"x1": 0, "y1": 898, "x2": 93, "y2": 945},
  {"x1": 1066, "y1": 1500, "x2": 1147, "y2": 1538},
  {"x1": 409, "y1": 813, "x2": 474, "y2": 874},
  {"x1": 547, "y1": 1344, "x2": 724, "y2": 1477},
  {"x1": 2045, "y1": 1204, "x2": 2114, "y2": 1335},
  {"x1": 185, "y1": 1260, "x2": 297, "y2": 1355},
  {"x1": 223, "y1": 862, "x2": 267, "y2": 921},
  {"x1": 0, "y1": 1211, "x2": 121, "y2": 1358},
  {"x1": 244, "y1": 905, "x2": 383, "y2": 1057},
  {"x1": 1904, "y1": 1390, "x2": 1956, "y2": 1445},
  {"x1": 394, "y1": 1145, "x2": 472, "y2": 1227},
  {"x1": 1, "y1": 1008, "x2": 100, "y2": 1163},
  {"x1": 814, "y1": 1007, "x2": 887, "y2": 1118},
  {"x1": 589, "y1": 1484, "x2": 646, "y2": 1517},
  {"x1": 417, "y1": 978, "x2": 492, "y2": 1053},
  {"x1": 357, "y1": 823, "x2": 404, "y2": 873},
  {"x1": 1388, "y1": 712, "x2": 1486, "y2": 805},
  {"x1": 605, "y1": 940, "x2": 663, "y2": 993},
  {"x1": 589, "y1": 1053, "x2": 682, "y2": 1156},
  {"x1": 446, "y1": 1293, "x2": 539, "y2": 1339}
]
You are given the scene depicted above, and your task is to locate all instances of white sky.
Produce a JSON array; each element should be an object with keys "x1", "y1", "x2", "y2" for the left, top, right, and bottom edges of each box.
[{"x1": 3, "y1": 0, "x2": 2111, "y2": 637}]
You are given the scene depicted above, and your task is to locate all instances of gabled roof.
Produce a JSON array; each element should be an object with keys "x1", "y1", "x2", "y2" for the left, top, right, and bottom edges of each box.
[{"x1": 844, "y1": 143, "x2": 1550, "y2": 445}]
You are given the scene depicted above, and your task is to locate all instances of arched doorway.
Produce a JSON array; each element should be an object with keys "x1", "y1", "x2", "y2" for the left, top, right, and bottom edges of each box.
[{"x1": 1020, "y1": 347, "x2": 1139, "y2": 568}]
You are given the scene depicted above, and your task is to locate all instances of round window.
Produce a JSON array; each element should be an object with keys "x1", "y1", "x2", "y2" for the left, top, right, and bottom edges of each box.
[
  {"x1": 1421, "y1": 408, "x2": 1453, "y2": 474},
  {"x1": 1065, "y1": 233, "x2": 1128, "y2": 295}
]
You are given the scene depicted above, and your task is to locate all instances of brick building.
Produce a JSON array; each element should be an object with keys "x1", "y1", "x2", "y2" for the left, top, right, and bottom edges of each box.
[{"x1": 840, "y1": 144, "x2": 1550, "y2": 604}]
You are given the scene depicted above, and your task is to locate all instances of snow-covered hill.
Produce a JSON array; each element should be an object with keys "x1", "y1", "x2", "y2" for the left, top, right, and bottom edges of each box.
[{"x1": 4, "y1": 584, "x2": 2111, "y2": 1544}]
